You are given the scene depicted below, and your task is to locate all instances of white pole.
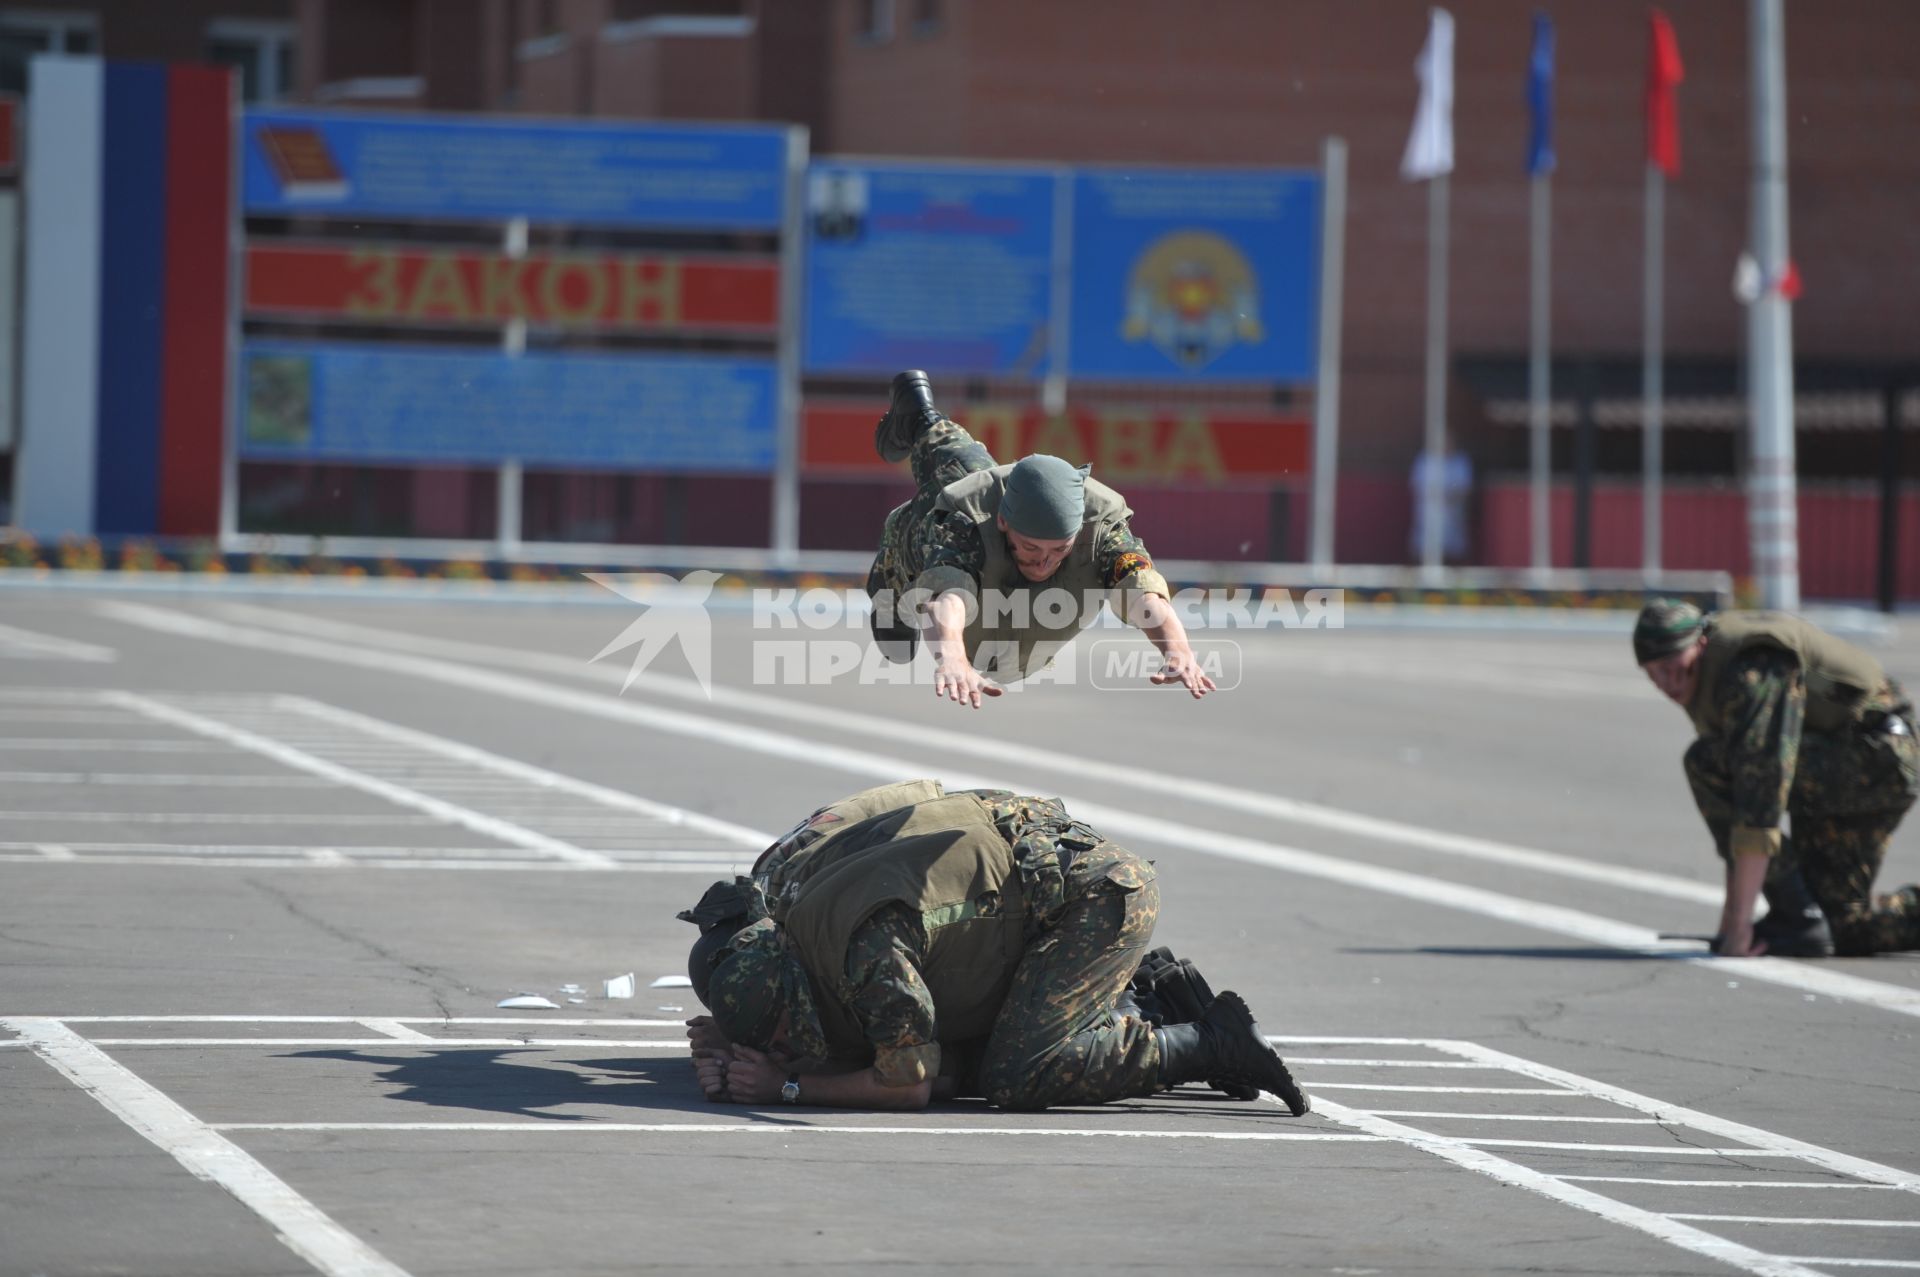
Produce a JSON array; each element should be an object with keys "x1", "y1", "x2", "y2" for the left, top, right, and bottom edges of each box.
[
  {"x1": 1420, "y1": 173, "x2": 1450, "y2": 579},
  {"x1": 1641, "y1": 168, "x2": 1665, "y2": 582},
  {"x1": 1528, "y1": 172, "x2": 1551, "y2": 573},
  {"x1": 1042, "y1": 168, "x2": 1074, "y2": 417},
  {"x1": 497, "y1": 216, "x2": 528, "y2": 557},
  {"x1": 1309, "y1": 137, "x2": 1348, "y2": 570},
  {"x1": 1746, "y1": 0, "x2": 1799, "y2": 610},
  {"x1": 771, "y1": 126, "x2": 808, "y2": 566}
]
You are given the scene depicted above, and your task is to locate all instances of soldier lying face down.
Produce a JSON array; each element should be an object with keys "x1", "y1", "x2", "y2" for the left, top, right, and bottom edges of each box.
[{"x1": 678, "y1": 781, "x2": 1308, "y2": 1114}]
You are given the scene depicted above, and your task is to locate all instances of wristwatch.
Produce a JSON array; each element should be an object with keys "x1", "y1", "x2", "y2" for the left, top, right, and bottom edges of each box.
[{"x1": 780, "y1": 1073, "x2": 801, "y2": 1104}]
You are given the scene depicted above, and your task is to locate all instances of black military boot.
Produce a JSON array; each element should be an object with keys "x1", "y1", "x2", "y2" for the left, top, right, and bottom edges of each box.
[
  {"x1": 875, "y1": 369, "x2": 942, "y2": 462},
  {"x1": 1751, "y1": 866, "x2": 1836, "y2": 957},
  {"x1": 1154, "y1": 990, "x2": 1310, "y2": 1115}
]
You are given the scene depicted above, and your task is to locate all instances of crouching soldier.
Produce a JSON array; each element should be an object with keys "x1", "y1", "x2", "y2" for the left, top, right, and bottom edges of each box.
[
  {"x1": 1634, "y1": 599, "x2": 1920, "y2": 957},
  {"x1": 678, "y1": 783, "x2": 1308, "y2": 1113}
]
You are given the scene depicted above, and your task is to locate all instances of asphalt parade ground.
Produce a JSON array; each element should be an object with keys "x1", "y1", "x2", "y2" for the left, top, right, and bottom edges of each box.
[{"x1": 2, "y1": 584, "x2": 1917, "y2": 1277}]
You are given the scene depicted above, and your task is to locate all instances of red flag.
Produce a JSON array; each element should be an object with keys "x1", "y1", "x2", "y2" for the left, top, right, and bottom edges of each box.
[{"x1": 1646, "y1": 10, "x2": 1684, "y2": 176}]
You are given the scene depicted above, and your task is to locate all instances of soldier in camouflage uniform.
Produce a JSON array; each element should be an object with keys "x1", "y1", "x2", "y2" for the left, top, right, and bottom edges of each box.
[
  {"x1": 1636, "y1": 599, "x2": 1920, "y2": 957},
  {"x1": 685, "y1": 784, "x2": 1308, "y2": 1113},
  {"x1": 864, "y1": 370, "x2": 1215, "y2": 707}
]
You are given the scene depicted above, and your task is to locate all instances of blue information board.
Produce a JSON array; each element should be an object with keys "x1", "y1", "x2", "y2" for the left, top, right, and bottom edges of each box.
[
  {"x1": 239, "y1": 342, "x2": 778, "y2": 472},
  {"x1": 242, "y1": 109, "x2": 792, "y2": 230},
  {"x1": 1068, "y1": 169, "x2": 1321, "y2": 383},
  {"x1": 803, "y1": 162, "x2": 1059, "y2": 377}
]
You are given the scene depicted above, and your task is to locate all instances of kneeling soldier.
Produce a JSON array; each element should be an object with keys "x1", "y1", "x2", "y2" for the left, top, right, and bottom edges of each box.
[
  {"x1": 682, "y1": 784, "x2": 1308, "y2": 1113},
  {"x1": 1635, "y1": 599, "x2": 1920, "y2": 957}
]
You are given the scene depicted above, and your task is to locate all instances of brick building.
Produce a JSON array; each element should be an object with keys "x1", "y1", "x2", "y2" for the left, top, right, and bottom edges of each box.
[
  {"x1": 276, "y1": 0, "x2": 1915, "y2": 580},
  {"x1": 7, "y1": 0, "x2": 1914, "y2": 587}
]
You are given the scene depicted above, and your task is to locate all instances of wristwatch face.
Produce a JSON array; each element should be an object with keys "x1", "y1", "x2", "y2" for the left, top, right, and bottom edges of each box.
[{"x1": 781, "y1": 1078, "x2": 801, "y2": 1103}]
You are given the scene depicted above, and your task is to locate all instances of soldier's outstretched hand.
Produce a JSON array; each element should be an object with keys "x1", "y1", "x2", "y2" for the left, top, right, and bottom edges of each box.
[
  {"x1": 1151, "y1": 650, "x2": 1217, "y2": 699},
  {"x1": 934, "y1": 656, "x2": 1003, "y2": 709}
]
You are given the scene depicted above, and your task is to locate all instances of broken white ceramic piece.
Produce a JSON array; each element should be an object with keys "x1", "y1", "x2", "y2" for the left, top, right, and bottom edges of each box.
[
  {"x1": 604, "y1": 973, "x2": 636, "y2": 999},
  {"x1": 497, "y1": 994, "x2": 559, "y2": 1010}
]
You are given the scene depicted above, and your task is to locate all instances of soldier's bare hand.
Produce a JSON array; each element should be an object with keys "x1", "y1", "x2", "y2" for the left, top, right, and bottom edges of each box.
[
  {"x1": 934, "y1": 657, "x2": 1002, "y2": 708},
  {"x1": 1151, "y1": 650, "x2": 1217, "y2": 699},
  {"x1": 685, "y1": 1015, "x2": 731, "y2": 1052},
  {"x1": 724, "y1": 1044, "x2": 788, "y2": 1104},
  {"x1": 694, "y1": 1049, "x2": 736, "y2": 1102}
]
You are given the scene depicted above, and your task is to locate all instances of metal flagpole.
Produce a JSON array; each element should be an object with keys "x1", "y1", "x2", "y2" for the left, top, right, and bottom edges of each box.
[
  {"x1": 1641, "y1": 167, "x2": 1665, "y2": 583},
  {"x1": 1309, "y1": 137, "x2": 1347, "y2": 570},
  {"x1": 1526, "y1": 11, "x2": 1555, "y2": 576},
  {"x1": 1529, "y1": 171, "x2": 1551, "y2": 574},
  {"x1": 1747, "y1": 0, "x2": 1799, "y2": 610},
  {"x1": 1421, "y1": 172, "x2": 1450, "y2": 578}
]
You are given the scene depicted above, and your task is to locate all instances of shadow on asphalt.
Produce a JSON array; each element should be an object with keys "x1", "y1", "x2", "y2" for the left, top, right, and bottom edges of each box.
[
  {"x1": 278, "y1": 1048, "x2": 713, "y2": 1120},
  {"x1": 275, "y1": 1049, "x2": 1324, "y2": 1123}
]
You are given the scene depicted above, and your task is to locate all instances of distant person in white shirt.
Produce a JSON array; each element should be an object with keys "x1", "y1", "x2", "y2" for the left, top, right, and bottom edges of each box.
[{"x1": 1408, "y1": 432, "x2": 1473, "y2": 563}]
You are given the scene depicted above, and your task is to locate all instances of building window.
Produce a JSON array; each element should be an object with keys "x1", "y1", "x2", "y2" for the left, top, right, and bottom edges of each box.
[
  {"x1": 858, "y1": 0, "x2": 894, "y2": 44},
  {"x1": 0, "y1": 10, "x2": 98, "y2": 95},
  {"x1": 206, "y1": 19, "x2": 296, "y2": 103}
]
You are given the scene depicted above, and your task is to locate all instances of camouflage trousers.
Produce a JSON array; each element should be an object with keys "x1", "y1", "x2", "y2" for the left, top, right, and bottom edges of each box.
[
  {"x1": 866, "y1": 417, "x2": 995, "y2": 615},
  {"x1": 978, "y1": 839, "x2": 1163, "y2": 1111},
  {"x1": 1685, "y1": 716, "x2": 1920, "y2": 955}
]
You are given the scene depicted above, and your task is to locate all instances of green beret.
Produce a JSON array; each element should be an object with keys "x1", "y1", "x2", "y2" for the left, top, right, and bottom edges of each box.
[
  {"x1": 1001, "y1": 455, "x2": 1089, "y2": 540},
  {"x1": 1633, "y1": 598, "x2": 1705, "y2": 665}
]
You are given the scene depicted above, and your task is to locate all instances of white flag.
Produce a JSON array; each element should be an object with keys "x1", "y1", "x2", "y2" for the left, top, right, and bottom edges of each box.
[{"x1": 1401, "y1": 8, "x2": 1456, "y2": 181}]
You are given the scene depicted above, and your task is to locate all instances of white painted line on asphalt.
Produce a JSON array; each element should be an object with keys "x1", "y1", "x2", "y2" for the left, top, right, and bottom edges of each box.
[
  {"x1": 1305, "y1": 1084, "x2": 1572, "y2": 1095},
  {"x1": 358, "y1": 1019, "x2": 433, "y2": 1042},
  {"x1": 0, "y1": 811, "x2": 446, "y2": 825},
  {"x1": 0, "y1": 709, "x2": 142, "y2": 723},
  {"x1": 59, "y1": 1016, "x2": 693, "y2": 1025},
  {"x1": 35, "y1": 843, "x2": 75, "y2": 861},
  {"x1": 0, "y1": 620, "x2": 116, "y2": 661},
  {"x1": 1435, "y1": 1040, "x2": 1920, "y2": 1192},
  {"x1": 89, "y1": 1039, "x2": 694, "y2": 1047},
  {"x1": 0, "y1": 688, "x2": 120, "y2": 702},
  {"x1": 1286, "y1": 1059, "x2": 1509, "y2": 1069},
  {"x1": 0, "y1": 842, "x2": 553, "y2": 855},
  {"x1": 105, "y1": 692, "x2": 618, "y2": 869},
  {"x1": 0, "y1": 737, "x2": 227, "y2": 751},
  {"x1": 1774, "y1": 1260, "x2": 1920, "y2": 1271},
  {"x1": 202, "y1": 602, "x2": 1723, "y2": 906},
  {"x1": 209, "y1": 1121, "x2": 1380, "y2": 1141},
  {"x1": 1458, "y1": 1140, "x2": 1802, "y2": 1155},
  {"x1": 1308, "y1": 1094, "x2": 1833, "y2": 1277},
  {"x1": 0, "y1": 853, "x2": 740, "y2": 873},
  {"x1": 93, "y1": 604, "x2": 1920, "y2": 1022},
  {"x1": 2, "y1": 1017, "x2": 410, "y2": 1277},
  {"x1": 1669, "y1": 1215, "x2": 1920, "y2": 1228},
  {"x1": 1359, "y1": 1111, "x2": 1663, "y2": 1123},
  {"x1": 0, "y1": 771, "x2": 334, "y2": 787},
  {"x1": 1558, "y1": 1178, "x2": 1901, "y2": 1189},
  {"x1": 274, "y1": 696, "x2": 768, "y2": 850}
]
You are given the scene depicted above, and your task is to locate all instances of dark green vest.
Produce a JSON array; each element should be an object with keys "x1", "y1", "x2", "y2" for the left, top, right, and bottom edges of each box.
[
  {"x1": 1688, "y1": 611, "x2": 1886, "y2": 737},
  {"x1": 757, "y1": 780, "x2": 947, "y2": 905},
  {"x1": 781, "y1": 793, "x2": 1027, "y2": 1060},
  {"x1": 933, "y1": 465, "x2": 1134, "y2": 679}
]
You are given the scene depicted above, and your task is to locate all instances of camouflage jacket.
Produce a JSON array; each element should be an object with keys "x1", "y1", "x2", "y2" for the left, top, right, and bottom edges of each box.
[
  {"x1": 916, "y1": 508, "x2": 1165, "y2": 597},
  {"x1": 837, "y1": 793, "x2": 1136, "y2": 1086},
  {"x1": 1696, "y1": 646, "x2": 1911, "y2": 855}
]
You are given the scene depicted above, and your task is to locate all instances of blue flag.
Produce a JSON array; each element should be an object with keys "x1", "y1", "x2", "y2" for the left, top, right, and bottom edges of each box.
[{"x1": 1527, "y1": 11, "x2": 1556, "y2": 176}]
